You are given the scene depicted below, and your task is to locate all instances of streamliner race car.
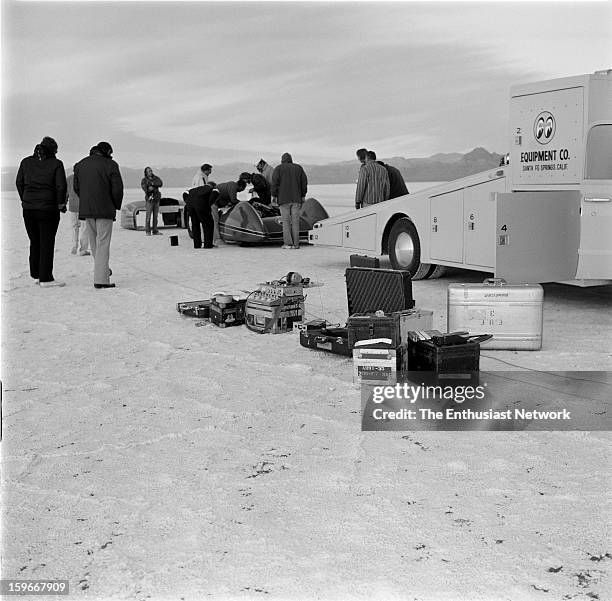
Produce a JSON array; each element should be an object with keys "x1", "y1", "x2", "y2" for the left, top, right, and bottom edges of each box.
[
  {"x1": 217, "y1": 198, "x2": 328, "y2": 244},
  {"x1": 121, "y1": 196, "x2": 329, "y2": 245}
]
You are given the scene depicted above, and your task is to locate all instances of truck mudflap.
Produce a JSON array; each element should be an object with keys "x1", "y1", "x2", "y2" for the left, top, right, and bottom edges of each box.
[{"x1": 494, "y1": 191, "x2": 581, "y2": 283}]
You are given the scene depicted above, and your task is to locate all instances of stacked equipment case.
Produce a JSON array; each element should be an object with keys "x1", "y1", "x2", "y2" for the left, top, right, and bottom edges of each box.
[{"x1": 299, "y1": 267, "x2": 417, "y2": 357}]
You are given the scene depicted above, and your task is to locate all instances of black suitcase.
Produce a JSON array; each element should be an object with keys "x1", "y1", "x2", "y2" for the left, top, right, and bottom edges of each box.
[
  {"x1": 350, "y1": 254, "x2": 380, "y2": 268},
  {"x1": 176, "y1": 299, "x2": 211, "y2": 318},
  {"x1": 345, "y1": 267, "x2": 414, "y2": 314},
  {"x1": 299, "y1": 327, "x2": 351, "y2": 357},
  {"x1": 407, "y1": 338, "x2": 480, "y2": 386}
]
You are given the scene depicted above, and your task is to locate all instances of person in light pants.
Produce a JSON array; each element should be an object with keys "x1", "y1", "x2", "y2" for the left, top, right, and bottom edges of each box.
[
  {"x1": 66, "y1": 173, "x2": 90, "y2": 255},
  {"x1": 86, "y1": 218, "x2": 113, "y2": 284},
  {"x1": 73, "y1": 142, "x2": 123, "y2": 289},
  {"x1": 279, "y1": 203, "x2": 301, "y2": 249},
  {"x1": 271, "y1": 153, "x2": 308, "y2": 249}
]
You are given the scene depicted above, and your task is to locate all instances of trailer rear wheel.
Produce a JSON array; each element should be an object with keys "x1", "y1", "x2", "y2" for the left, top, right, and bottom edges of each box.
[{"x1": 388, "y1": 218, "x2": 433, "y2": 279}]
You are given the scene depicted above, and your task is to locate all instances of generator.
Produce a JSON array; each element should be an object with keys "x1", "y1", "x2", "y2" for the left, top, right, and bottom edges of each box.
[{"x1": 245, "y1": 281, "x2": 305, "y2": 334}]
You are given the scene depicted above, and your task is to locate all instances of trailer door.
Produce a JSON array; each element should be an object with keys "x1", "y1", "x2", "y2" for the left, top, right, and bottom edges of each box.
[
  {"x1": 430, "y1": 189, "x2": 464, "y2": 263},
  {"x1": 342, "y1": 213, "x2": 377, "y2": 251},
  {"x1": 495, "y1": 191, "x2": 581, "y2": 282}
]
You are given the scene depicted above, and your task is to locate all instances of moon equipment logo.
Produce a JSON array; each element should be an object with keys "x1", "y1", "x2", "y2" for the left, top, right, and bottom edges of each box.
[{"x1": 534, "y1": 111, "x2": 556, "y2": 145}]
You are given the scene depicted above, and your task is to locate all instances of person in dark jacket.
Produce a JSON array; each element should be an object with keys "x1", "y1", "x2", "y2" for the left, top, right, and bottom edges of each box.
[
  {"x1": 250, "y1": 172, "x2": 271, "y2": 205},
  {"x1": 73, "y1": 142, "x2": 124, "y2": 289},
  {"x1": 186, "y1": 183, "x2": 219, "y2": 249},
  {"x1": 367, "y1": 151, "x2": 409, "y2": 199},
  {"x1": 16, "y1": 136, "x2": 67, "y2": 287},
  {"x1": 271, "y1": 153, "x2": 308, "y2": 249},
  {"x1": 141, "y1": 166, "x2": 163, "y2": 235},
  {"x1": 216, "y1": 180, "x2": 247, "y2": 209}
]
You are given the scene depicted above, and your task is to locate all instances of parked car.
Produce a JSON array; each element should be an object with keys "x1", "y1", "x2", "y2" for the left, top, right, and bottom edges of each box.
[{"x1": 120, "y1": 197, "x2": 185, "y2": 230}]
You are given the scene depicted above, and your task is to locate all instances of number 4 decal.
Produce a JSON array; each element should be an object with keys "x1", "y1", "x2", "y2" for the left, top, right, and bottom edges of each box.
[{"x1": 498, "y1": 224, "x2": 509, "y2": 246}]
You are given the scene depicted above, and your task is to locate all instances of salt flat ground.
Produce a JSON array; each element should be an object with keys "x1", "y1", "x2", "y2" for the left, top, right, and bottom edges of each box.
[{"x1": 1, "y1": 193, "x2": 611, "y2": 601}]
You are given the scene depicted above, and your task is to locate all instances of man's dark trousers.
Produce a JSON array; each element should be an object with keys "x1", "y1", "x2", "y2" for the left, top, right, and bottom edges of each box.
[
  {"x1": 194, "y1": 201, "x2": 214, "y2": 248},
  {"x1": 189, "y1": 201, "x2": 214, "y2": 248},
  {"x1": 187, "y1": 186, "x2": 215, "y2": 248}
]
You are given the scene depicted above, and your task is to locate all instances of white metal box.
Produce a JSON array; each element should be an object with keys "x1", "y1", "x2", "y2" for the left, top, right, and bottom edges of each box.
[
  {"x1": 447, "y1": 279, "x2": 544, "y2": 350},
  {"x1": 353, "y1": 341, "x2": 408, "y2": 385}
]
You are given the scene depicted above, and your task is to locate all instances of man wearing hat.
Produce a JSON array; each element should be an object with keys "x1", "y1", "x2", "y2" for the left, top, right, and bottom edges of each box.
[{"x1": 73, "y1": 142, "x2": 124, "y2": 288}]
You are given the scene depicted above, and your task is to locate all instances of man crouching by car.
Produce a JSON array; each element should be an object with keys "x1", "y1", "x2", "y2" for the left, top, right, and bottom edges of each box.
[{"x1": 184, "y1": 183, "x2": 219, "y2": 249}]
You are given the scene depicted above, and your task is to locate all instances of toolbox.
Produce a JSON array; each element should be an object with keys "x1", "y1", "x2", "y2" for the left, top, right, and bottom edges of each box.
[
  {"x1": 299, "y1": 325, "x2": 351, "y2": 357},
  {"x1": 209, "y1": 297, "x2": 246, "y2": 328},
  {"x1": 447, "y1": 279, "x2": 544, "y2": 350},
  {"x1": 353, "y1": 340, "x2": 408, "y2": 385},
  {"x1": 176, "y1": 299, "x2": 211, "y2": 318},
  {"x1": 350, "y1": 254, "x2": 380, "y2": 268},
  {"x1": 345, "y1": 267, "x2": 414, "y2": 314},
  {"x1": 407, "y1": 337, "x2": 481, "y2": 386},
  {"x1": 348, "y1": 313, "x2": 400, "y2": 348},
  {"x1": 348, "y1": 308, "x2": 434, "y2": 349}
]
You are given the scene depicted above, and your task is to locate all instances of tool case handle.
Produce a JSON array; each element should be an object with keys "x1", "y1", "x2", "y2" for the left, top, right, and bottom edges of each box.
[
  {"x1": 465, "y1": 334, "x2": 494, "y2": 344},
  {"x1": 482, "y1": 278, "x2": 507, "y2": 286}
]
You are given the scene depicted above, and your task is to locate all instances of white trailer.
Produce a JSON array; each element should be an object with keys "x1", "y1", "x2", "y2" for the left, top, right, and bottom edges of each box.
[{"x1": 309, "y1": 70, "x2": 612, "y2": 284}]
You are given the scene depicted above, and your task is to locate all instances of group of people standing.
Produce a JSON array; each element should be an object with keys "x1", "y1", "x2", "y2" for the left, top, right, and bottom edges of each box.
[
  {"x1": 183, "y1": 154, "x2": 307, "y2": 250},
  {"x1": 16, "y1": 138, "x2": 408, "y2": 290},
  {"x1": 354, "y1": 148, "x2": 409, "y2": 209},
  {"x1": 16, "y1": 137, "x2": 123, "y2": 289}
]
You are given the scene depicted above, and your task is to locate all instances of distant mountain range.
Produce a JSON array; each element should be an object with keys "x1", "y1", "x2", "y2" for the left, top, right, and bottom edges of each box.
[{"x1": 2, "y1": 147, "x2": 502, "y2": 191}]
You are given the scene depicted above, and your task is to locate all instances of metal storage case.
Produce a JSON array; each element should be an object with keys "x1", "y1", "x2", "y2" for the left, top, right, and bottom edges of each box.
[{"x1": 447, "y1": 279, "x2": 544, "y2": 350}]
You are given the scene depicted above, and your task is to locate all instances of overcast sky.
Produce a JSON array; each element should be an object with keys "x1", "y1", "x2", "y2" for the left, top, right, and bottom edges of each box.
[{"x1": 2, "y1": 1, "x2": 610, "y2": 168}]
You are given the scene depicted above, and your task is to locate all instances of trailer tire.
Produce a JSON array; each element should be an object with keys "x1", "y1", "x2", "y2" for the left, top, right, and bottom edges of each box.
[{"x1": 388, "y1": 218, "x2": 433, "y2": 279}]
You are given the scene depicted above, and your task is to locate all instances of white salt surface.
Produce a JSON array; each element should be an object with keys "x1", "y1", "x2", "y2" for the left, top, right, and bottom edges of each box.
[{"x1": 1, "y1": 192, "x2": 611, "y2": 600}]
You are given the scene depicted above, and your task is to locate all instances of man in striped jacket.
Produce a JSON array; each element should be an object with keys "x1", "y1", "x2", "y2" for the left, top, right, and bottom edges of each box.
[{"x1": 355, "y1": 151, "x2": 390, "y2": 209}]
